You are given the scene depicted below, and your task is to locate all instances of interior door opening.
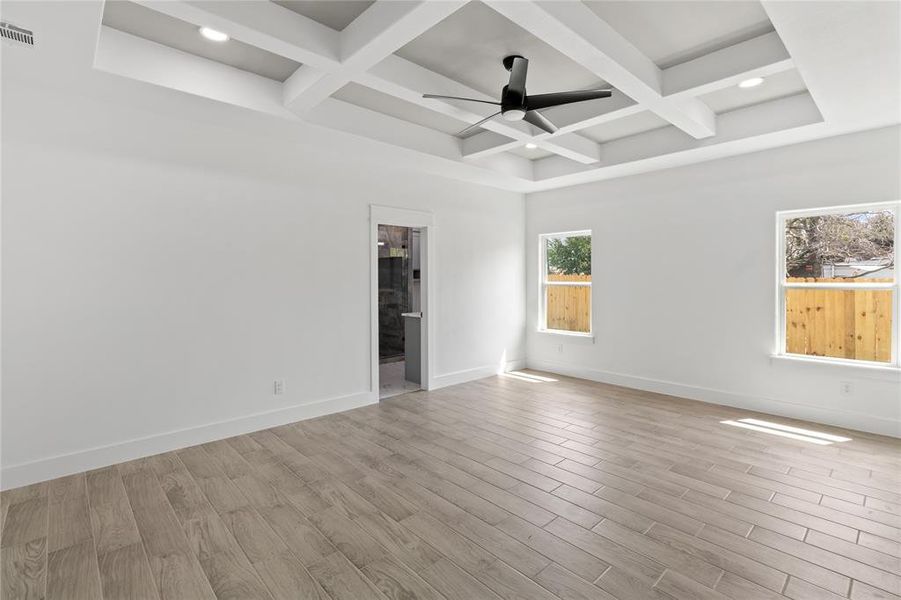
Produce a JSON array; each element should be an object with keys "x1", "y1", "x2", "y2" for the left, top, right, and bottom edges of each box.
[{"x1": 377, "y1": 224, "x2": 423, "y2": 399}]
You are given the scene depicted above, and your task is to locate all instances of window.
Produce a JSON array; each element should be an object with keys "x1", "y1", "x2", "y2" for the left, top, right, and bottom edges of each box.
[
  {"x1": 777, "y1": 202, "x2": 899, "y2": 366},
  {"x1": 539, "y1": 231, "x2": 591, "y2": 334}
]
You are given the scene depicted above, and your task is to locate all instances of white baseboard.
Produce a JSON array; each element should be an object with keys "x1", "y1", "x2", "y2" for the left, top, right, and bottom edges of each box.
[
  {"x1": 1, "y1": 391, "x2": 377, "y2": 491},
  {"x1": 2, "y1": 358, "x2": 527, "y2": 490},
  {"x1": 431, "y1": 359, "x2": 527, "y2": 390},
  {"x1": 527, "y1": 359, "x2": 900, "y2": 438}
]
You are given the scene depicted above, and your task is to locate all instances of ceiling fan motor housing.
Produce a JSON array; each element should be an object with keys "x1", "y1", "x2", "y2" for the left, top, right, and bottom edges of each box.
[
  {"x1": 501, "y1": 55, "x2": 527, "y2": 120},
  {"x1": 501, "y1": 85, "x2": 526, "y2": 120}
]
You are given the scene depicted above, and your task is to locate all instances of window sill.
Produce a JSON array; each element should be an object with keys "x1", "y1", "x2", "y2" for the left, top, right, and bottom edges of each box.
[
  {"x1": 536, "y1": 329, "x2": 595, "y2": 343},
  {"x1": 769, "y1": 354, "x2": 901, "y2": 381}
]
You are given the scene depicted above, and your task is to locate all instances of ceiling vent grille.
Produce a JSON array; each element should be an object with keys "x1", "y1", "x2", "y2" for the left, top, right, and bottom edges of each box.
[{"x1": 1, "y1": 22, "x2": 34, "y2": 47}]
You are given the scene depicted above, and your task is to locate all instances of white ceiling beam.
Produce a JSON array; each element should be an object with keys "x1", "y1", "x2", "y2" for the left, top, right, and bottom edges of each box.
[
  {"x1": 664, "y1": 31, "x2": 793, "y2": 98},
  {"x1": 545, "y1": 95, "x2": 644, "y2": 135},
  {"x1": 461, "y1": 132, "x2": 523, "y2": 161},
  {"x1": 362, "y1": 55, "x2": 505, "y2": 124},
  {"x1": 284, "y1": 1, "x2": 468, "y2": 113},
  {"x1": 484, "y1": 0, "x2": 716, "y2": 139},
  {"x1": 306, "y1": 98, "x2": 534, "y2": 180},
  {"x1": 282, "y1": 66, "x2": 332, "y2": 111},
  {"x1": 282, "y1": 67, "x2": 347, "y2": 114},
  {"x1": 533, "y1": 133, "x2": 601, "y2": 164},
  {"x1": 95, "y1": 26, "x2": 295, "y2": 120},
  {"x1": 132, "y1": 1, "x2": 340, "y2": 69},
  {"x1": 307, "y1": 98, "x2": 469, "y2": 160},
  {"x1": 533, "y1": 92, "x2": 822, "y2": 184}
]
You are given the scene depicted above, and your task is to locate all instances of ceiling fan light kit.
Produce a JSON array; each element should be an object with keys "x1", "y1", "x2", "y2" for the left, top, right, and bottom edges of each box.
[{"x1": 423, "y1": 55, "x2": 613, "y2": 137}]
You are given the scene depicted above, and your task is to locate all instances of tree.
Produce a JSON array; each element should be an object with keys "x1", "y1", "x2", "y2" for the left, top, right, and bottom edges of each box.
[
  {"x1": 547, "y1": 235, "x2": 591, "y2": 275},
  {"x1": 785, "y1": 211, "x2": 894, "y2": 277}
]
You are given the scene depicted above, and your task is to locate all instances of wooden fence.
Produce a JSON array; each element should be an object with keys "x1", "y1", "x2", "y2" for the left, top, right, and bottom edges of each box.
[
  {"x1": 546, "y1": 274, "x2": 591, "y2": 333},
  {"x1": 785, "y1": 277, "x2": 893, "y2": 363},
  {"x1": 544, "y1": 275, "x2": 894, "y2": 360}
]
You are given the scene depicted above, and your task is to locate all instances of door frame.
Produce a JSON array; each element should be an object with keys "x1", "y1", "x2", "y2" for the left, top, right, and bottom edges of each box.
[{"x1": 370, "y1": 205, "x2": 435, "y2": 396}]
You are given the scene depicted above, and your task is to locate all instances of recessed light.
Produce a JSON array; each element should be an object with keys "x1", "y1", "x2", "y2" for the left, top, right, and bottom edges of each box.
[
  {"x1": 738, "y1": 77, "x2": 764, "y2": 89},
  {"x1": 199, "y1": 27, "x2": 229, "y2": 42},
  {"x1": 525, "y1": 143, "x2": 538, "y2": 149}
]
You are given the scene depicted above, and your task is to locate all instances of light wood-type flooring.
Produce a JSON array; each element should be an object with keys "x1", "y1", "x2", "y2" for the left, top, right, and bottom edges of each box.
[{"x1": 2, "y1": 371, "x2": 900, "y2": 599}]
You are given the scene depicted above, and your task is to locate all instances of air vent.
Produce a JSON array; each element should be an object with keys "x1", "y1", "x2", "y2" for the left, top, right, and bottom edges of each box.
[{"x1": 1, "y1": 22, "x2": 34, "y2": 47}]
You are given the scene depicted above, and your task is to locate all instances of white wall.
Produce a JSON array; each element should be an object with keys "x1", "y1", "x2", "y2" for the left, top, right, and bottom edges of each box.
[
  {"x1": 526, "y1": 126, "x2": 901, "y2": 437},
  {"x1": 1, "y1": 75, "x2": 525, "y2": 488}
]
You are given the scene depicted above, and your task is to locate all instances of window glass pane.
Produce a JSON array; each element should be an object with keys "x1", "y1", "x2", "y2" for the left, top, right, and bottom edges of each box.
[
  {"x1": 546, "y1": 285, "x2": 591, "y2": 333},
  {"x1": 784, "y1": 210, "x2": 894, "y2": 282},
  {"x1": 546, "y1": 234, "x2": 592, "y2": 282},
  {"x1": 785, "y1": 288, "x2": 893, "y2": 363}
]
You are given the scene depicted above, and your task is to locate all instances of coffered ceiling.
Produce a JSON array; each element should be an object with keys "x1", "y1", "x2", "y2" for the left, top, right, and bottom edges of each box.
[{"x1": 9, "y1": 0, "x2": 897, "y2": 192}]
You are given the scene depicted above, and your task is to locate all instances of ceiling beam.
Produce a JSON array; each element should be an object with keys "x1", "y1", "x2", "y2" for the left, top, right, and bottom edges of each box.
[
  {"x1": 95, "y1": 26, "x2": 295, "y2": 120},
  {"x1": 533, "y1": 92, "x2": 823, "y2": 184},
  {"x1": 484, "y1": 0, "x2": 716, "y2": 139},
  {"x1": 306, "y1": 97, "x2": 534, "y2": 180},
  {"x1": 461, "y1": 132, "x2": 523, "y2": 161},
  {"x1": 664, "y1": 31, "x2": 793, "y2": 98},
  {"x1": 284, "y1": 0, "x2": 469, "y2": 113},
  {"x1": 362, "y1": 55, "x2": 503, "y2": 123}
]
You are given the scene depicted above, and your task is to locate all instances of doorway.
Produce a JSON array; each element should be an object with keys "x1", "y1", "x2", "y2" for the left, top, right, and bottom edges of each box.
[
  {"x1": 370, "y1": 206, "x2": 433, "y2": 400},
  {"x1": 377, "y1": 224, "x2": 421, "y2": 398}
]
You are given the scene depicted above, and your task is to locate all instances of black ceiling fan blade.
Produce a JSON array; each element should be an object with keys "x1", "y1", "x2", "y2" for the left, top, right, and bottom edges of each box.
[
  {"x1": 508, "y1": 56, "x2": 529, "y2": 99},
  {"x1": 526, "y1": 89, "x2": 613, "y2": 111},
  {"x1": 423, "y1": 94, "x2": 500, "y2": 106},
  {"x1": 457, "y1": 111, "x2": 502, "y2": 137},
  {"x1": 523, "y1": 110, "x2": 558, "y2": 134}
]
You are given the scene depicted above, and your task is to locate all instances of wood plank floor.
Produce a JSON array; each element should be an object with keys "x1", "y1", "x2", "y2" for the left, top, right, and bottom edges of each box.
[{"x1": 2, "y1": 371, "x2": 899, "y2": 599}]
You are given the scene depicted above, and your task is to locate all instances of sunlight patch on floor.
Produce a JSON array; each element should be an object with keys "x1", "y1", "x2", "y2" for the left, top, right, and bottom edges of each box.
[
  {"x1": 721, "y1": 419, "x2": 836, "y2": 445},
  {"x1": 737, "y1": 418, "x2": 852, "y2": 443},
  {"x1": 500, "y1": 371, "x2": 558, "y2": 383}
]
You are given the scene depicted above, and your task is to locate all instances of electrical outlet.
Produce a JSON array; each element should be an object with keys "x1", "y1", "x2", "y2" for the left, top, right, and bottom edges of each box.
[
  {"x1": 273, "y1": 378, "x2": 286, "y2": 396},
  {"x1": 557, "y1": 344, "x2": 564, "y2": 354},
  {"x1": 839, "y1": 381, "x2": 853, "y2": 396}
]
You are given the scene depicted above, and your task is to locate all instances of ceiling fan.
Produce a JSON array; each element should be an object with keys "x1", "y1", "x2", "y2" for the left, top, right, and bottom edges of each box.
[{"x1": 423, "y1": 55, "x2": 613, "y2": 137}]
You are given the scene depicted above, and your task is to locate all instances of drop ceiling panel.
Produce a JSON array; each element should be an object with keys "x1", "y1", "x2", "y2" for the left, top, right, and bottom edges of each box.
[
  {"x1": 102, "y1": 1, "x2": 301, "y2": 81},
  {"x1": 700, "y1": 69, "x2": 808, "y2": 114},
  {"x1": 271, "y1": 1, "x2": 375, "y2": 31},
  {"x1": 579, "y1": 111, "x2": 670, "y2": 143},
  {"x1": 332, "y1": 82, "x2": 471, "y2": 136},
  {"x1": 584, "y1": 1, "x2": 774, "y2": 68},
  {"x1": 397, "y1": 1, "x2": 606, "y2": 98}
]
